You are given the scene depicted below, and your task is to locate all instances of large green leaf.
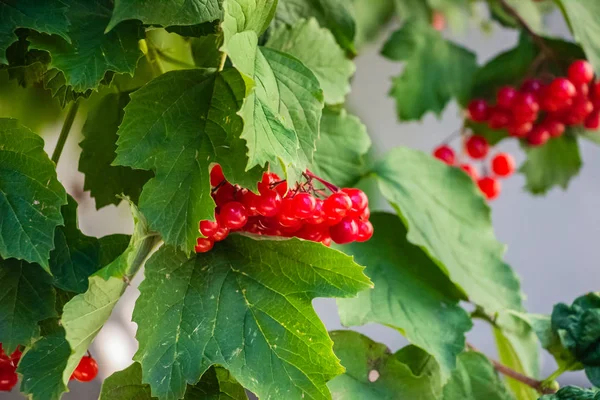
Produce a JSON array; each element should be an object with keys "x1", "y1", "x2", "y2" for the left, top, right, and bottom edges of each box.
[
  {"x1": 0, "y1": 118, "x2": 67, "y2": 269},
  {"x1": 442, "y1": 352, "x2": 513, "y2": 400},
  {"x1": 100, "y1": 363, "x2": 248, "y2": 400},
  {"x1": 0, "y1": 0, "x2": 70, "y2": 65},
  {"x1": 114, "y1": 68, "x2": 262, "y2": 253},
  {"x1": 274, "y1": 0, "x2": 356, "y2": 54},
  {"x1": 539, "y1": 386, "x2": 600, "y2": 400},
  {"x1": 487, "y1": 0, "x2": 544, "y2": 35},
  {"x1": 311, "y1": 107, "x2": 371, "y2": 187},
  {"x1": 374, "y1": 147, "x2": 524, "y2": 313},
  {"x1": 382, "y1": 22, "x2": 476, "y2": 120},
  {"x1": 133, "y1": 236, "x2": 372, "y2": 400},
  {"x1": 519, "y1": 135, "x2": 582, "y2": 195},
  {"x1": 0, "y1": 259, "x2": 56, "y2": 353},
  {"x1": 328, "y1": 331, "x2": 443, "y2": 399},
  {"x1": 107, "y1": 0, "x2": 222, "y2": 32},
  {"x1": 79, "y1": 92, "x2": 152, "y2": 208},
  {"x1": 29, "y1": 0, "x2": 143, "y2": 93},
  {"x1": 337, "y1": 213, "x2": 472, "y2": 380},
  {"x1": 528, "y1": 314, "x2": 581, "y2": 371},
  {"x1": 351, "y1": 0, "x2": 394, "y2": 49},
  {"x1": 557, "y1": 0, "x2": 600, "y2": 74},
  {"x1": 267, "y1": 18, "x2": 355, "y2": 104}
]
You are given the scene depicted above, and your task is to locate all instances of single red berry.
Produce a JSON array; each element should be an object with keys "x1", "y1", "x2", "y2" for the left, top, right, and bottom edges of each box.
[
  {"x1": 276, "y1": 198, "x2": 302, "y2": 229},
  {"x1": 219, "y1": 201, "x2": 248, "y2": 229},
  {"x1": 240, "y1": 189, "x2": 259, "y2": 216},
  {"x1": 213, "y1": 182, "x2": 236, "y2": 206},
  {"x1": 465, "y1": 135, "x2": 489, "y2": 159},
  {"x1": 256, "y1": 189, "x2": 282, "y2": 217},
  {"x1": 467, "y1": 99, "x2": 490, "y2": 122},
  {"x1": 0, "y1": 363, "x2": 17, "y2": 392},
  {"x1": 291, "y1": 193, "x2": 317, "y2": 219},
  {"x1": 211, "y1": 225, "x2": 230, "y2": 242},
  {"x1": 491, "y1": 153, "x2": 515, "y2": 177},
  {"x1": 341, "y1": 188, "x2": 368, "y2": 217},
  {"x1": 305, "y1": 199, "x2": 325, "y2": 225},
  {"x1": 323, "y1": 192, "x2": 352, "y2": 221},
  {"x1": 568, "y1": 60, "x2": 594, "y2": 85},
  {"x1": 199, "y1": 219, "x2": 219, "y2": 237},
  {"x1": 544, "y1": 119, "x2": 565, "y2": 137},
  {"x1": 432, "y1": 145, "x2": 455, "y2": 165},
  {"x1": 477, "y1": 177, "x2": 501, "y2": 200},
  {"x1": 497, "y1": 86, "x2": 518, "y2": 109},
  {"x1": 585, "y1": 111, "x2": 600, "y2": 129},
  {"x1": 296, "y1": 224, "x2": 328, "y2": 242},
  {"x1": 511, "y1": 92, "x2": 539, "y2": 122},
  {"x1": 507, "y1": 121, "x2": 532, "y2": 138},
  {"x1": 257, "y1": 172, "x2": 280, "y2": 193},
  {"x1": 195, "y1": 237, "x2": 214, "y2": 253},
  {"x1": 488, "y1": 109, "x2": 511, "y2": 129},
  {"x1": 520, "y1": 79, "x2": 543, "y2": 96},
  {"x1": 460, "y1": 163, "x2": 479, "y2": 181},
  {"x1": 72, "y1": 356, "x2": 98, "y2": 382},
  {"x1": 575, "y1": 83, "x2": 590, "y2": 97},
  {"x1": 527, "y1": 126, "x2": 550, "y2": 146},
  {"x1": 549, "y1": 77, "x2": 576, "y2": 100},
  {"x1": 210, "y1": 165, "x2": 225, "y2": 187},
  {"x1": 539, "y1": 94, "x2": 563, "y2": 112},
  {"x1": 329, "y1": 217, "x2": 359, "y2": 244},
  {"x1": 431, "y1": 10, "x2": 445, "y2": 31},
  {"x1": 356, "y1": 221, "x2": 374, "y2": 242}
]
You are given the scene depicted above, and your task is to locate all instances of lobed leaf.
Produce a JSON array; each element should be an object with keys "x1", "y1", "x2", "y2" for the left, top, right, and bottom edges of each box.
[{"x1": 556, "y1": 0, "x2": 600, "y2": 74}]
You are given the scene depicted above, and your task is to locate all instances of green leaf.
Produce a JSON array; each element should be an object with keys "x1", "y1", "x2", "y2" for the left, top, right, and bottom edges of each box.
[
  {"x1": 328, "y1": 331, "x2": 443, "y2": 399},
  {"x1": 50, "y1": 196, "x2": 130, "y2": 293},
  {"x1": 267, "y1": 18, "x2": 355, "y2": 104},
  {"x1": 29, "y1": 0, "x2": 143, "y2": 93},
  {"x1": 528, "y1": 314, "x2": 582, "y2": 371},
  {"x1": 0, "y1": 259, "x2": 56, "y2": 353},
  {"x1": 374, "y1": 147, "x2": 524, "y2": 313},
  {"x1": 79, "y1": 92, "x2": 152, "y2": 208},
  {"x1": 100, "y1": 362, "x2": 153, "y2": 400},
  {"x1": 0, "y1": 118, "x2": 67, "y2": 269},
  {"x1": 311, "y1": 107, "x2": 371, "y2": 187},
  {"x1": 0, "y1": 0, "x2": 70, "y2": 65},
  {"x1": 17, "y1": 329, "x2": 71, "y2": 400},
  {"x1": 114, "y1": 68, "x2": 262, "y2": 253},
  {"x1": 442, "y1": 352, "x2": 513, "y2": 400},
  {"x1": 351, "y1": 0, "x2": 394, "y2": 49},
  {"x1": 539, "y1": 386, "x2": 600, "y2": 400},
  {"x1": 274, "y1": 0, "x2": 357, "y2": 54},
  {"x1": 487, "y1": 0, "x2": 544, "y2": 34},
  {"x1": 382, "y1": 22, "x2": 477, "y2": 120},
  {"x1": 393, "y1": 0, "x2": 430, "y2": 25},
  {"x1": 191, "y1": 34, "x2": 224, "y2": 68},
  {"x1": 466, "y1": 121, "x2": 509, "y2": 146},
  {"x1": 519, "y1": 135, "x2": 582, "y2": 195},
  {"x1": 107, "y1": 0, "x2": 222, "y2": 32},
  {"x1": 133, "y1": 236, "x2": 372, "y2": 400},
  {"x1": 337, "y1": 212, "x2": 472, "y2": 380},
  {"x1": 556, "y1": 0, "x2": 600, "y2": 74}
]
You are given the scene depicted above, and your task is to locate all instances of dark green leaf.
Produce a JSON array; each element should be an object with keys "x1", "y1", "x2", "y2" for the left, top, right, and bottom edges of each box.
[
  {"x1": 539, "y1": 386, "x2": 600, "y2": 400},
  {"x1": 528, "y1": 314, "x2": 581, "y2": 371},
  {"x1": 100, "y1": 362, "x2": 153, "y2": 400},
  {"x1": 351, "y1": 0, "x2": 394, "y2": 49},
  {"x1": 79, "y1": 92, "x2": 152, "y2": 208},
  {"x1": 29, "y1": 0, "x2": 143, "y2": 93},
  {"x1": 114, "y1": 68, "x2": 263, "y2": 253},
  {"x1": 337, "y1": 212, "x2": 472, "y2": 380},
  {"x1": 556, "y1": 0, "x2": 600, "y2": 74},
  {"x1": 374, "y1": 147, "x2": 524, "y2": 313},
  {"x1": 0, "y1": 259, "x2": 56, "y2": 353},
  {"x1": 267, "y1": 18, "x2": 355, "y2": 104},
  {"x1": 191, "y1": 34, "x2": 224, "y2": 68},
  {"x1": 107, "y1": 0, "x2": 221, "y2": 32},
  {"x1": 519, "y1": 135, "x2": 582, "y2": 195},
  {"x1": 0, "y1": 118, "x2": 67, "y2": 269},
  {"x1": 382, "y1": 22, "x2": 476, "y2": 120},
  {"x1": 274, "y1": 0, "x2": 356, "y2": 54},
  {"x1": 328, "y1": 331, "x2": 443, "y2": 399},
  {"x1": 486, "y1": 0, "x2": 544, "y2": 34},
  {"x1": 0, "y1": 0, "x2": 70, "y2": 65},
  {"x1": 133, "y1": 237, "x2": 372, "y2": 400}
]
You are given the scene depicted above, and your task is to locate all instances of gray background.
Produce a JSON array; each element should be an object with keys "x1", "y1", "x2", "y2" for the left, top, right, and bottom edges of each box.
[{"x1": 3, "y1": 9, "x2": 598, "y2": 399}]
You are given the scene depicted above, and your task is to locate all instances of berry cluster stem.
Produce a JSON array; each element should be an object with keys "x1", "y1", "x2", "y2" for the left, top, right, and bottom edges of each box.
[
  {"x1": 51, "y1": 99, "x2": 80, "y2": 165},
  {"x1": 305, "y1": 170, "x2": 340, "y2": 193}
]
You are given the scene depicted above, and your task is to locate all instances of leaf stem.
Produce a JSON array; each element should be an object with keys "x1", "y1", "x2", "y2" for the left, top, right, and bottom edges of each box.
[
  {"x1": 540, "y1": 361, "x2": 579, "y2": 390},
  {"x1": 218, "y1": 52, "x2": 227, "y2": 71},
  {"x1": 304, "y1": 170, "x2": 340, "y2": 192},
  {"x1": 467, "y1": 343, "x2": 557, "y2": 394},
  {"x1": 51, "y1": 100, "x2": 80, "y2": 165},
  {"x1": 497, "y1": 0, "x2": 554, "y2": 58}
]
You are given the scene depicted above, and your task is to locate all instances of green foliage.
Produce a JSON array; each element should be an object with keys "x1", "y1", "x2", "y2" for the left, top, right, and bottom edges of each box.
[
  {"x1": 382, "y1": 22, "x2": 477, "y2": 120},
  {"x1": 528, "y1": 314, "x2": 582, "y2": 371},
  {"x1": 133, "y1": 237, "x2": 371, "y2": 400},
  {"x1": 557, "y1": 0, "x2": 600, "y2": 74},
  {"x1": 337, "y1": 213, "x2": 472, "y2": 380},
  {"x1": 0, "y1": 118, "x2": 67, "y2": 270},
  {"x1": 540, "y1": 386, "x2": 600, "y2": 400},
  {"x1": 351, "y1": 0, "x2": 394, "y2": 48}
]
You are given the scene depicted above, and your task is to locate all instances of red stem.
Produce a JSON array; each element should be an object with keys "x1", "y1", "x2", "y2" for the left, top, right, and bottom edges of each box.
[{"x1": 305, "y1": 170, "x2": 339, "y2": 192}]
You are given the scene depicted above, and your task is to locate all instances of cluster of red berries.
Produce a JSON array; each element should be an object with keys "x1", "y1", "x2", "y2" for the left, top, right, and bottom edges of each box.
[
  {"x1": 433, "y1": 137, "x2": 515, "y2": 201},
  {"x1": 467, "y1": 59, "x2": 599, "y2": 147},
  {"x1": 195, "y1": 166, "x2": 373, "y2": 252}
]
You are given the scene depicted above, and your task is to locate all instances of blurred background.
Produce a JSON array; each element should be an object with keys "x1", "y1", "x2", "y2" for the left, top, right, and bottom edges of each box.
[{"x1": 2, "y1": 6, "x2": 598, "y2": 399}]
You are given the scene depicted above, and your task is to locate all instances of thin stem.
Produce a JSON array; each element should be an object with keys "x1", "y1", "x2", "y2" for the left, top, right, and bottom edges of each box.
[
  {"x1": 497, "y1": 0, "x2": 554, "y2": 58},
  {"x1": 467, "y1": 344, "x2": 557, "y2": 394},
  {"x1": 541, "y1": 361, "x2": 579, "y2": 389},
  {"x1": 304, "y1": 170, "x2": 340, "y2": 193},
  {"x1": 218, "y1": 52, "x2": 227, "y2": 71},
  {"x1": 51, "y1": 100, "x2": 80, "y2": 165},
  {"x1": 470, "y1": 306, "x2": 498, "y2": 326}
]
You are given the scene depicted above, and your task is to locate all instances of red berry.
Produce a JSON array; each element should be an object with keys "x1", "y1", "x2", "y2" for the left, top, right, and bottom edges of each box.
[
  {"x1": 467, "y1": 99, "x2": 490, "y2": 122},
  {"x1": 276, "y1": 198, "x2": 302, "y2": 228},
  {"x1": 240, "y1": 189, "x2": 259, "y2": 216},
  {"x1": 9, "y1": 349, "x2": 21, "y2": 365},
  {"x1": 477, "y1": 177, "x2": 501, "y2": 200},
  {"x1": 329, "y1": 217, "x2": 359, "y2": 244},
  {"x1": 507, "y1": 121, "x2": 532, "y2": 138},
  {"x1": 575, "y1": 83, "x2": 590, "y2": 97},
  {"x1": 256, "y1": 189, "x2": 282, "y2": 217},
  {"x1": 199, "y1": 219, "x2": 219, "y2": 237},
  {"x1": 527, "y1": 126, "x2": 550, "y2": 146},
  {"x1": 257, "y1": 172, "x2": 280, "y2": 193},
  {"x1": 520, "y1": 79, "x2": 543, "y2": 96},
  {"x1": 219, "y1": 201, "x2": 248, "y2": 229},
  {"x1": 321, "y1": 236, "x2": 332, "y2": 247},
  {"x1": 213, "y1": 182, "x2": 235, "y2": 206},
  {"x1": 544, "y1": 119, "x2": 565, "y2": 137},
  {"x1": 488, "y1": 109, "x2": 511, "y2": 129},
  {"x1": 72, "y1": 356, "x2": 98, "y2": 382},
  {"x1": 210, "y1": 165, "x2": 225, "y2": 187},
  {"x1": 431, "y1": 11, "x2": 445, "y2": 31},
  {"x1": 358, "y1": 206, "x2": 370, "y2": 221},
  {"x1": 465, "y1": 135, "x2": 489, "y2": 159},
  {"x1": 305, "y1": 199, "x2": 325, "y2": 225},
  {"x1": 356, "y1": 221, "x2": 374, "y2": 242},
  {"x1": 0, "y1": 363, "x2": 17, "y2": 392},
  {"x1": 296, "y1": 224, "x2": 328, "y2": 242},
  {"x1": 211, "y1": 225, "x2": 229, "y2": 242},
  {"x1": 491, "y1": 153, "x2": 515, "y2": 177},
  {"x1": 341, "y1": 188, "x2": 368, "y2": 217},
  {"x1": 568, "y1": 60, "x2": 594, "y2": 85},
  {"x1": 323, "y1": 192, "x2": 352, "y2": 221},
  {"x1": 432, "y1": 145, "x2": 455, "y2": 165},
  {"x1": 272, "y1": 180, "x2": 288, "y2": 197},
  {"x1": 511, "y1": 92, "x2": 539, "y2": 122},
  {"x1": 585, "y1": 111, "x2": 600, "y2": 129},
  {"x1": 291, "y1": 193, "x2": 317, "y2": 219},
  {"x1": 460, "y1": 163, "x2": 479, "y2": 181},
  {"x1": 549, "y1": 78, "x2": 576, "y2": 100},
  {"x1": 497, "y1": 86, "x2": 518, "y2": 109},
  {"x1": 195, "y1": 237, "x2": 214, "y2": 253}
]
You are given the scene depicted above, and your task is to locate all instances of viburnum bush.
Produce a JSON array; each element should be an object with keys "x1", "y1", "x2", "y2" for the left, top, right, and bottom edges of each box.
[{"x1": 1, "y1": 1, "x2": 600, "y2": 400}]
